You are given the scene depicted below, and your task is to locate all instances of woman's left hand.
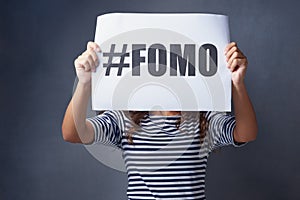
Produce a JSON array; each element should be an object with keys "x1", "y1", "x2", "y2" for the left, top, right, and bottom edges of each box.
[{"x1": 224, "y1": 42, "x2": 248, "y2": 85}]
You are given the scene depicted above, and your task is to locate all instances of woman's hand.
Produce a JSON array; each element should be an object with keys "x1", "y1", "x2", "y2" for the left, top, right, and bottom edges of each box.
[
  {"x1": 224, "y1": 42, "x2": 248, "y2": 85},
  {"x1": 74, "y1": 41, "x2": 101, "y2": 84}
]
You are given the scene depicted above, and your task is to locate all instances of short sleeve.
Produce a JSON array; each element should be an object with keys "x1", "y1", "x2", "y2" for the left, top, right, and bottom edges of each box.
[
  {"x1": 206, "y1": 112, "x2": 247, "y2": 151},
  {"x1": 86, "y1": 110, "x2": 124, "y2": 148}
]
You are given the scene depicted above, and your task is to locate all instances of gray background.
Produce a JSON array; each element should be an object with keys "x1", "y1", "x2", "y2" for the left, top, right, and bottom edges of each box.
[{"x1": 1, "y1": 0, "x2": 300, "y2": 199}]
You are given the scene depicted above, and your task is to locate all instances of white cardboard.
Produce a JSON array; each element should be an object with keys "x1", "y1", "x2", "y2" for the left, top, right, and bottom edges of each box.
[{"x1": 92, "y1": 13, "x2": 231, "y2": 111}]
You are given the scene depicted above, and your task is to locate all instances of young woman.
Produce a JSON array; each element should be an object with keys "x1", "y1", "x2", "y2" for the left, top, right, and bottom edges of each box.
[{"x1": 62, "y1": 41, "x2": 258, "y2": 199}]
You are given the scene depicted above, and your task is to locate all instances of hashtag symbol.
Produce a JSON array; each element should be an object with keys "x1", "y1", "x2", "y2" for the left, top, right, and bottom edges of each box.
[{"x1": 103, "y1": 44, "x2": 130, "y2": 76}]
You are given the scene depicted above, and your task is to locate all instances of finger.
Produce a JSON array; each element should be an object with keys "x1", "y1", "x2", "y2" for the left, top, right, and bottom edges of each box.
[
  {"x1": 85, "y1": 47, "x2": 100, "y2": 72},
  {"x1": 227, "y1": 51, "x2": 240, "y2": 66},
  {"x1": 229, "y1": 59, "x2": 238, "y2": 72},
  {"x1": 82, "y1": 50, "x2": 96, "y2": 66},
  {"x1": 77, "y1": 57, "x2": 92, "y2": 72},
  {"x1": 87, "y1": 41, "x2": 101, "y2": 52},
  {"x1": 91, "y1": 51, "x2": 100, "y2": 72},
  {"x1": 228, "y1": 53, "x2": 247, "y2": 68},
  {"x1": 225, "y1": 46, "x2": 239, "y2": 61},
  {"x1": 87, "y1": 49, "x2": 99, "y2": 67},
  {"x1": 229, "y1": 58, "x2": 246, "y2": 72},
  {"x1": 224, "y1": 42, "x2": 237, "y2": 53},
  {"x1": 85, "y1": 54, "x2": 96, "y2": 72},
  {"x1": 74, "y1": 58, "x2": 83, "y2": 69}
]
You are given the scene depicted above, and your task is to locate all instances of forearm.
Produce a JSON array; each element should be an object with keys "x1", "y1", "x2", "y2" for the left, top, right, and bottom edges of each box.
[
  {"x1": 71, "y1": 82, "x2": 94, "y2": 143},
  {"x1": 62, "y1": 98, "x2": 81, "y2": 143},
  {"x1": 62, "y1": 82, "x2": 94, "y2": 144},
  {"x1": 232, "y1": 82, "x2": 258, "y2": 142}
]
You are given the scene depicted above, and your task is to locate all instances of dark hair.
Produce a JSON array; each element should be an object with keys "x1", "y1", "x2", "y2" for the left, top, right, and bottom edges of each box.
[{"x1": 126, "y1": 111, "x2": 208, "y2": 144}]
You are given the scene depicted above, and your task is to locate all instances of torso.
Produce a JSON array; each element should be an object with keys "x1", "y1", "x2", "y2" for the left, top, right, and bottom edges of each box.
[{"x1": 121, "y1": 112, "x2": 209, "y2": 200}]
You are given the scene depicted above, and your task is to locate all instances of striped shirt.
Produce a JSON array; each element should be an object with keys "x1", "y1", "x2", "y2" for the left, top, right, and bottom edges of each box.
[{"x1": 87, "y1": 111, "x2": 246, "y2": 200}]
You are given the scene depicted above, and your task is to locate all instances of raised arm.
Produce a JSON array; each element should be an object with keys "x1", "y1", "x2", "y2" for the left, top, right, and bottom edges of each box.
[
  {"x1": 225, "y1": 42, "x2": 258, "y2": 143},
  {"x1": 61, "y1": 42, "x2": 101, "y2": 144}
]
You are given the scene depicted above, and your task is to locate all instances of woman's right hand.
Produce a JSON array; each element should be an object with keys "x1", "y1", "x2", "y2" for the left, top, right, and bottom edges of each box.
[{"x1": 74, "y1": 41, "x2": 101, "y2": 84}]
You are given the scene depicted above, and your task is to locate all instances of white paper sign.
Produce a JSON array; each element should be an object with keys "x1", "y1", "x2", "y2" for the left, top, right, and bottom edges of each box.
[{"x1": 92, "y1": 13, "x2": 231, "y2": 111}]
